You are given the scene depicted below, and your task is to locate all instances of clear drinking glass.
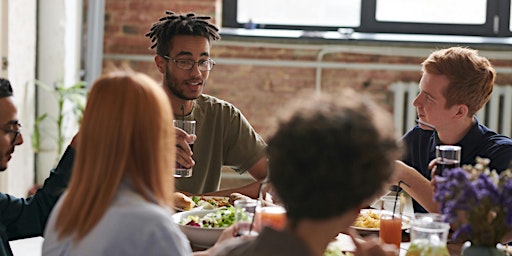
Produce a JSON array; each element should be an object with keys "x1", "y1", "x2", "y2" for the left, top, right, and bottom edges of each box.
[
  {"x1": 406, "y1": 218, "x2": 450, "y2": 256},
  {"x1": 435, "y1": 145, "x2": 461, "y2": 176},
  {"x1": 379, "y1": 195, "x2": 403, "y2": 213},
  {"x1": 234, "y1": 199, "x2": 259, "y2": 236},
  {"x1": 173, "y1": 120, "x2": 196, "y2": 178}
]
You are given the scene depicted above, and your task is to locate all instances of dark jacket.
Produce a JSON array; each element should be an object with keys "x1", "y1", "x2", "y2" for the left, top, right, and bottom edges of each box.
[
  {"x1": 0, "y1": 146, "x2": 75, "y2": 255},
  {"x1": 403, "y1": 118, "x2": 512, "y2": 213}
]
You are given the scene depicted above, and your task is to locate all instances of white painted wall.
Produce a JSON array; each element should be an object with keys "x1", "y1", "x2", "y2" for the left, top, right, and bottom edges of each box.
[
  {"x1": 0, "y1": 0, "x2": 8, "y2": 78},
  {"x1": 36, "y1": 0, "x2": 82, "y2": 184},
  {"x1": 0, "y1": 0, "x2": 83, "y2": 195}
]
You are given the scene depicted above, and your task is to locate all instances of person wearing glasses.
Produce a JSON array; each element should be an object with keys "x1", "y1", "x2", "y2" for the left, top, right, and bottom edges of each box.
[
  {"x1": 0, "y1": 78, "x2": 76, "y2": 255},
  {"x1": 146, "y1": 11, "x2": 267, "y2": 198}
]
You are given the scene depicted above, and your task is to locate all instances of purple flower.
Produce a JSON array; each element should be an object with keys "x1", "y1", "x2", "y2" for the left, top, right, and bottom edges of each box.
[
  {"x1": 474, "y1": 174, "x2": 499, "y2": 203},
  {"x1": 501, "y1": 177, "x2": 512, "y2": 226},
  {"x1": 434, "y1": 162, "x2": 512, "y2": 246}
]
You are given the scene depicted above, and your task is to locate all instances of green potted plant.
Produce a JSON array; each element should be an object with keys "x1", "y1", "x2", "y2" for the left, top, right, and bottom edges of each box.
[{"x1": 32, "y1": 80, "x2": 87, "y2": 163}]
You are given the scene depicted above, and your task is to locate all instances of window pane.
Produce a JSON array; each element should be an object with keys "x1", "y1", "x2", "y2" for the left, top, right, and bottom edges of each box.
[
  {"x1": 237, "y1": 0, "x2": 361, "y2": 27},
  {"x1": 376, "y1": 0, "x2": 486, "y2": 24},
  {"x1": 510, "y1": 0, "x2": 512, "y2": 31}
]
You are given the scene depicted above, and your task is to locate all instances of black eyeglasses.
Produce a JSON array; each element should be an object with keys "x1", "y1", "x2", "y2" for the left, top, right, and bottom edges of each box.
[
  {"x1": 163, "y1": 56, "x2": 215, "y2": 71},
  {"x1": 0, "y1": 122, "x2": 22, "y2": 145}
]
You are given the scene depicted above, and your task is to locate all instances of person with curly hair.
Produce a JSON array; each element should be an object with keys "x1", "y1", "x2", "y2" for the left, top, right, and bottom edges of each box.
[{"x1": 212, "y1": 89, "x2": 403, "y2": 256}]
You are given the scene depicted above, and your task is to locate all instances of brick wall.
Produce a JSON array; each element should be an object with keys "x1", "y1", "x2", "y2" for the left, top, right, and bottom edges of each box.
[{"x1": 102, "y1": 0, "x2": 512, "y2": 142}]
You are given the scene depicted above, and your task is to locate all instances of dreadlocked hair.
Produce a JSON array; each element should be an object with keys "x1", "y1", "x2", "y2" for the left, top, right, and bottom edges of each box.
[{"x1": 145, "y1": 11, "x2": 221, "y2": 57}]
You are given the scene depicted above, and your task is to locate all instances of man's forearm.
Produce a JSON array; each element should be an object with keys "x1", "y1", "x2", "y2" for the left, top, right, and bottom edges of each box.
[
  {"x1": 394, "y1": 161, "x2": 439, "y2": 213},
  {"x1": 203, "y1": 180, "x2": 263, "y2": 198}
]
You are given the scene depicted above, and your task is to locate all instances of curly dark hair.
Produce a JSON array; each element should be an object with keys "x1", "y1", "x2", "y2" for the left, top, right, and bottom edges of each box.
[
  {"x1": 0, "y1": 78, "x2": 13, "y2": 98},
  {"x1": 145, "y1": 11, "x2": 221, "y2": 57},
  {"x1": 267, "y1": 90, "x2": 402, "y2": 224}
]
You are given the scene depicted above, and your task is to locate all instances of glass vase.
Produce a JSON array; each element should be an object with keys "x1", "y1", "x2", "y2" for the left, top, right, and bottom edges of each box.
[{"x1": 461, "y1": 242, "x2": 507, "y2": 256}]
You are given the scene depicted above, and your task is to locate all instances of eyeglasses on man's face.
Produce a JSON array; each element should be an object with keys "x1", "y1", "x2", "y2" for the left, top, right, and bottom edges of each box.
[
  {"x1": 0, "y1": 122, "x2": 22, "y2": 145},
  {"x1": 163, "y1": 56, "x2": 215, "y2": 71}
]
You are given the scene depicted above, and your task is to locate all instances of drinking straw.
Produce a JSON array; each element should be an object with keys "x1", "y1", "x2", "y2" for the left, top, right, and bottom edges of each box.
[
  {"x1": 392, "y1": 180, "x2": 411, "y2": 218},
  {"x1": 248, "y1": 179, "x2": 268, "y2": 235}
]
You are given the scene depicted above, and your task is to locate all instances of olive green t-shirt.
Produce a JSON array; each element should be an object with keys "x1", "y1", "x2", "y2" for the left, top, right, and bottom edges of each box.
[{"x1": 174, "y1": 94, "x2": 267, "y2": 194}]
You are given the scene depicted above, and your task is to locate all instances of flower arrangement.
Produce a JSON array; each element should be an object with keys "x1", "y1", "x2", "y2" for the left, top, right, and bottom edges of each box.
[{"x1": 434, "y1": 157, "x2": 512, "y2": 246}]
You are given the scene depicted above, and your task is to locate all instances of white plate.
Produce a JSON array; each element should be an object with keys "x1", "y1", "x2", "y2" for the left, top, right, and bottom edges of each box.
[
  {"x1": 172, "y1": 209, "x2": 227, "y2": 248},
  {"x1": 352, "y1": 209, "x2": 411, "y2": 232}
]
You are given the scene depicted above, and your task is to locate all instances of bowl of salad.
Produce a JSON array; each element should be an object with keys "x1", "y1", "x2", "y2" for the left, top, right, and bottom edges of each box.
[{"x1": 172, "y1": 207, "x2": 237, "y2": 248}]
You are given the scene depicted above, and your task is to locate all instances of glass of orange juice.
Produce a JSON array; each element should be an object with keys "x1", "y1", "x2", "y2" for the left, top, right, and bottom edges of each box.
[
  {"x1": 256, "y1": 205, "x2": 287, "y2": 231},
  {"x1": 379, "y1": 211, "x2": 402, "y2": 250},
  {"x1": 256, "y1": 180, "x2": 287, "y2": 231}
]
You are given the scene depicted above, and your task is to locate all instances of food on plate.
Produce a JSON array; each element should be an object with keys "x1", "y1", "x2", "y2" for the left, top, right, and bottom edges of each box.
[
  {"x1": 173, "y1": 194, "x2": 232, "y2": 211},
  {"x1": 352, "y1": 210, "x2": 380, "y2": 229},
  {"x1": 228, "y1": 192, "x2": 252, "y2": 205},
  {"x1": 323, "y1": 247, "x2": 354, "y2": 256},
  {"x1": 173, "y1": 192, "x2": 196, "y2": 210},
  {"x1": 180, "y1": 207, "x2": 236, "y2": 228},
  {"x1": 192, "y1": 196, "x2": 231, "y2": 210}
]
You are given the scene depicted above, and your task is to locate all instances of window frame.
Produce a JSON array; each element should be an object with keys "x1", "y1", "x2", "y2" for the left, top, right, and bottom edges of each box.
[
  {"x1": 221, "y1": 1, "x2": 346, "y2": 31},
  {"x1": 359, "y1": 0, "x2": 510, "y2": 37},
  {"x1": 222, "y1": 0, "x2": 512, "y2": 37}
]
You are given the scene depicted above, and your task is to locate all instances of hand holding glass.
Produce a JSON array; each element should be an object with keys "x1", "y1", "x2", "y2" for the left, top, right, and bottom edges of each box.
[
  {"x1": 173, "y1": 120, "x2": 196, "y2": 178},
  {"x1": 435, "y1": 145, "x2": 461, "y2": 176}
]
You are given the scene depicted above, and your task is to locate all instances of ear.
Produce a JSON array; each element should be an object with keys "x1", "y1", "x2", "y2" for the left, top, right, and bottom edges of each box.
[
  {"x1": 454, "y1": 104, "x2": 469, "y2": 119},
  {"x1": 155, "y1": 55, "x2": 167, "y2": 74}
]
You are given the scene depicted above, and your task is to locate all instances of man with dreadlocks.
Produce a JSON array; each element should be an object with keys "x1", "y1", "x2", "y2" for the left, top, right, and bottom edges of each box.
[{"x1": 146, "y1": 11, "x2": 267, "y2": 198}]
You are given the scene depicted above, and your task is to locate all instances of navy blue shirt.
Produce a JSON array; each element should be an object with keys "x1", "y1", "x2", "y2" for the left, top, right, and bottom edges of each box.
[{"x1": 402, "y1": 117, "x2": 512, "y2": 212}]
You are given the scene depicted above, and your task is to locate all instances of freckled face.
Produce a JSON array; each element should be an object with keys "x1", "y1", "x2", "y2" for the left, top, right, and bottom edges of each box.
[
  {"x1": 413, "y1": 72, "x2": 458, "y2": 131},
  {"x1": 162, "y1": 35, "x2": 212, "y2": 100},
  {"x1": 0, "y1": 97, "x2": 23, "y2": 171}
]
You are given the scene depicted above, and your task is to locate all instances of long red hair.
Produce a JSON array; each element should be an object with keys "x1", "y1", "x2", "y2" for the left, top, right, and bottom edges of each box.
[{"x1": 55, "y1": 70, "x2": 175, "y2": 241}]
